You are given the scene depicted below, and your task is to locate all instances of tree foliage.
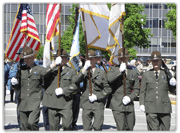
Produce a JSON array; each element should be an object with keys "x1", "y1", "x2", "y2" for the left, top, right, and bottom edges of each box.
[
  {"x1": 36, "y1": 45, "x2": 44, "y2": 60},
  {"x1": 165, "y1": 4, "x2": 176, "y2": 39},
  {"x1": 124, "y1": 4, "x2": 153, "y2": 49},
  {"x1": 61, "y1": 4, "x2": 86, "y2": 55}
]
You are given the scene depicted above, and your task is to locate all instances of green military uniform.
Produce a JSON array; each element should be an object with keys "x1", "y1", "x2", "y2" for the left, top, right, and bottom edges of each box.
[
  {"x1": 13, "y1": 63, "x2": 53, "y2": 130},
  {"x1": 80, "y1": 67, "x2": 112, "y2": 131},
  {"x1": 139, "y1": 69, "x2": 175, "y2": 130},
  {"x1": 42, "y1": 65, "x2": 82, "y2": 130},
  {"x1": 107, "y1": 66, "x2": 140, "y2": 130}
]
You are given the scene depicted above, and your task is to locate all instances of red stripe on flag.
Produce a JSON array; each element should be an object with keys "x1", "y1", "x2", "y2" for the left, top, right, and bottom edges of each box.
[
  {"x1": 46, "y1": 10, "x2": 59, "y2": 40},
  {"x1": 11, "y1": 33, "x2": 26, "y2": 59},
  {"x1": 35, "y1": 42, "x2": 41, "y2": 50},
  {"x1": 27, "y1": 17, "x2": 36, "y2": 25},
  {"x1": 22, "y1": 13, "x2": 27, "y2": 17},
  {"x1": 7, "y1": 28, "x2": 21, "y2": 57},
  {"x1": 27, "y1": 31, "x2": 40, "y2": 40},
  {"x1": 21, "y1": 19, "x2": 27, "y2": 23},
  {"x1": 29, "y1": 39, "x2": 36, "y2": 48},
  {"x1": 47, "y1": 4, "x2": 57, "y2": 25},
  {"x1": 7, "y1": 19, "x2": 20, "y2": 45}
]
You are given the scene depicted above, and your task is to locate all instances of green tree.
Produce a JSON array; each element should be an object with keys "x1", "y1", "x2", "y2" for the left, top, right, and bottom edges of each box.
[
  {"x1": 124, "y1": 4, "x2": 153, "y2": 49},
  {"x1": 61, "y1": 4, "x2": 86, "y2": 55},
  {"x1": 165, "y1": 4, "x2": 176, "y2": 39},
  {"x1": 36, "y1": 45, "x2": 44, "y2": 60}
]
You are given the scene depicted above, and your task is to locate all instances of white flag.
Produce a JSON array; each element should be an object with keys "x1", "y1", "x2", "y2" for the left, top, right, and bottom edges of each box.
[
  {"x1": 80, "y1": 4, "x2": 110, "y2": 50},
  {"x1": 107, "y1": 3, "x2": 125, "y2": 65},
  {"x1": 43, "y1": 41, "x2": 51, "y2": 68},
  {"x1": 69, "y1": 14, "x2": 80, "y2": 70}
]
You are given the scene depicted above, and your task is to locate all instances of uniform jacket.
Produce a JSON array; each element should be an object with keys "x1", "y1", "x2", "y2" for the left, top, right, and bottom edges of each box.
[
  {"x1": 42, "y1": 65, "x2": 81, "y2": 110},
  {"x1": 80, "y1": 68, "x2": 112, "y2": 110},
  {"x1": 107, "y1": 66, "x2": 140, "y2": 112},
  {"x1": 13, "y1": 63, "x2": 53, "y2": 111},
  {"x1": 139, "y1": 69, "x2": 175, "y2": 114}
]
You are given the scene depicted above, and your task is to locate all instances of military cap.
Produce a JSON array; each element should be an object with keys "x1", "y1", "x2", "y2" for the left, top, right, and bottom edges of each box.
[
  {"x1": 88, "y1": 50, "x2": 96, "y2": 58},
  {"x1": 19, "y1": 47, "x2": 38, "y2": 59},
  {"x1": 95, "y1": 50, "x2": 104, "y2": 57},
  {"x1": 54, "y1": 49, "x2": 70, "y2": 57},
  {"x1": 116, "y1": 48, "x2": 132, "y2": 58},
  {"x1": 151, "y1": 51, "x2": 162, "y2": 60}
]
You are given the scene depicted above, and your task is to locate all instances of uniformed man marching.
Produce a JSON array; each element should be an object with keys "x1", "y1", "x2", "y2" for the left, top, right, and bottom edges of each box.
[
  {"x1": 95, "y1": 50, "x2": 109, "y2": 71},
  {"x1": 42, "y1": 49, "x2": 82, "y2": 131},
  {"x1": 107, "y1": 49, "x2": 140, "y2": 131},
  {"x1": 139, "y1": 51, "x2": 176, "y2": 131},
  {"x1": 79, "y1": 50, "x2": 112, "y2": 131},
  {"x1": 11, "y1": 47, "x2": 61, "y2": 131}
]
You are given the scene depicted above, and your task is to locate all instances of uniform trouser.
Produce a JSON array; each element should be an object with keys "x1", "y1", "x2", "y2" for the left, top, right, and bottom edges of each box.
[
  {"x1": 146, "y1": 113, "x2": 171, "y2": 131},
  {"x1": 72, "y1": 93, "x2": 80, "y2": 128},
  {"x1": 112, "y1": 110, "x2": 135, "y2": 131},
  {"x1": 48, "y1": 108, "x2": 72, "y2": 131},
  {"x1": 42, "y1": 106, "x2": 49, "y2": 130},
  {"x1": 19, "y1": 108, "x2": 40, "y2": 131},
  {"x1": 82, "y1": 109, "x2": 104, "y2": 131}
]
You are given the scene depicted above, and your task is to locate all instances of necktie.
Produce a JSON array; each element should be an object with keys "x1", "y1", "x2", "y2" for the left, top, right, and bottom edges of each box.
[{"x1": 155, "y1": 71, "x2": 158, "y2": 79}]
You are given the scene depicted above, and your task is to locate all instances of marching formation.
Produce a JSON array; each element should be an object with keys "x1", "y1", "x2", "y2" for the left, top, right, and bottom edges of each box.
[{"x1": 7, "y1": 47, "x2": 176, "y2": 131}]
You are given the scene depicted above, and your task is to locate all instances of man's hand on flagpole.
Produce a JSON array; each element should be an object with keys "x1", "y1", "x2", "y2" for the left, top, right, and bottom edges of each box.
[
  {"x1": 50, "y1": 56, "x2": 62, "y2": 69},
  {"x1": 82, "y1": 60, "x2": 91, "y2": 74}
]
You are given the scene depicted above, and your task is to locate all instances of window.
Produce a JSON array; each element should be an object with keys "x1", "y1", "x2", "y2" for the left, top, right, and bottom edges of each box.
[
  {"x1": 32, "y1": 4, "x2": 39, "y2": 13},
  {"x1": 153, "y1": 18, "x2": 158, "y2": 28},
  {"x1": 159, "y1": 19, "x2": 161, "y2": 28}
]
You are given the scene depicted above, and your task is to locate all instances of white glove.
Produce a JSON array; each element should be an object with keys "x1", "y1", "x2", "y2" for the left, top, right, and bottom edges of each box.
[
  {"x1": 39, "y1": 102, "x2": 43, "y2": 108},
  {"x1": 119, "y1": 62, "x2": 126, "y2": 73},
  {"x1": 11, "y1": 77, "x2": 18, "y2": 85},
  {"x1": 122, "y1": 96, "x2": 131, "y2": 105},
  {"x1": 83, "y1": 60, "x2": 91, "y2": 70},
  {"x1": 169, "y1": 77, "x2": 176, "y2": 86},
  {"x1": 89, "y1": 93, "x2": 97, "y2": 102},
  {"x1": 55, "y1": 87, "x2": 63, "y2": 96},
  {"x1": 6, "y1": 90, "x2": 10, "y2": 95},
  {"x1": 55, "y1": 56, "x2": 62, "y2": 65},
  {"x1": 140, "y1": 105, "x2": 145, "y2": 112}
]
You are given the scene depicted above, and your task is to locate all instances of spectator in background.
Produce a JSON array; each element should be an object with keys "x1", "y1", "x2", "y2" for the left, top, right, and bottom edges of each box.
[
  {"x1": 136, "y1": 59, "x2": 143, "y2": 72},
  {"x1": 7, "y1": 62, "x2": 18, "y2": 102},
  {"x1": 4, "y1": 56, "x2": 10, "y2": 104}
]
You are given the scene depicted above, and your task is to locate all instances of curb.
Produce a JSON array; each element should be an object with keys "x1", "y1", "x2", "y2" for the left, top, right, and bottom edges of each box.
[{"x1": 171, "y1": 101, "x2": 176, "y2": 105}]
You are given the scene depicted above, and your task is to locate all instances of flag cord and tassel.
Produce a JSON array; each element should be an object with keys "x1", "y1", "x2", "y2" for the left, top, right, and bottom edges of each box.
[{"x1": 82, "y1": 11, "x2": 93, "y2": 96}]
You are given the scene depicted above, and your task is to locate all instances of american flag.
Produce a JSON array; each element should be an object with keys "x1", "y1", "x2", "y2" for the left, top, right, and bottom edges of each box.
[
  {"x1": 46, "y1": 3, "x2": 59, "y2": 42},
  {"x1": 5, "y1": 4, "x2": 41, "y2": 61}
]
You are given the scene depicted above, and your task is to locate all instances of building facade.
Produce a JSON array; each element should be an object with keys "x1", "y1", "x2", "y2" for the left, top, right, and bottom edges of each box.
[
  {"x1": 136, "y1": 3, "x2": 176, "y2": 59},
  {"x1": 4, "y1": 3, "x2": 176, "y2": 59}
]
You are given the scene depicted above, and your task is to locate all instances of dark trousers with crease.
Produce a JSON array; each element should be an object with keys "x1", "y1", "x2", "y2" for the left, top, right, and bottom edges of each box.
[
  {"x1": 146, "y1": 113, "x2": 171, "y2": 131},
  {"x1": 19, "y1": 108, "x2": 40, "y2": 131},
  {"x1": 112, "y1": 110, "x2": 135, "y2": 131},
  {"x1": 48, "y1": 108, "x2": 73, "y2": 131},
  {"x1": 82, "y1": 109, "x2": 104, "y2": 131}
]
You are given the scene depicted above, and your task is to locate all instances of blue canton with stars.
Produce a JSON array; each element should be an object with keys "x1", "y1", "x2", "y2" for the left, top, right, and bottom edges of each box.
[{"x1": 17, "y1": 4, "x2": 33, "y2": 20}]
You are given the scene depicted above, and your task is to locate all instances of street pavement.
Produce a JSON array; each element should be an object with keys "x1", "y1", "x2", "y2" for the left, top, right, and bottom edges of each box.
[{"x1": 4, "y1": 94, "x2": 176, "y2": 131}]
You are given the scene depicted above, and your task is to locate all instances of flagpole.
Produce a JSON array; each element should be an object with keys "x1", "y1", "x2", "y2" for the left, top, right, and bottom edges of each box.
[
  {"x1": 58, "y1": 4, "x2": 62, "y2": 88},
  {"x1": 122, "y1": 15, "x2": 126, "y2": 96},
  {"x1": 82, "y1": 11, "x2": 93, "y2": 96}
]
